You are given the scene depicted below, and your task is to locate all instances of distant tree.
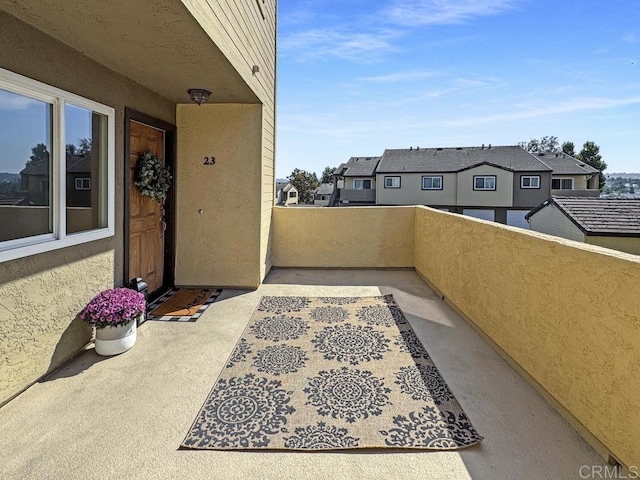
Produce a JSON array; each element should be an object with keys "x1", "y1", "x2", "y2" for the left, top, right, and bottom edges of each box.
[
  {"x1": 577, "y1": 141, "x2": 607, "y2": 190},
  {"x1": 77, "y1": 138, "x2": 92, "y2": 156},
  {"x1": 26, "y1": 143, "x2": 50, "y2": 167},
  {"x1": 519, "y1": 136, "x2": 560, "y2": 154},
  {"x1": 561, "y1": 141, "x2": 575, "y2": 157},
  {"x1": 288, "y1": 168, "x2": 319, "y2": 204},
  {"x1": 320, "y1": 166, "x2": 335, "y2": 184}
]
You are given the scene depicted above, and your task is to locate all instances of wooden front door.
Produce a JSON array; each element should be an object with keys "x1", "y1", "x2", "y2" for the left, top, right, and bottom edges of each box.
[{"x1": 128, "y1": 121, "x2": 166, "y2": 294}]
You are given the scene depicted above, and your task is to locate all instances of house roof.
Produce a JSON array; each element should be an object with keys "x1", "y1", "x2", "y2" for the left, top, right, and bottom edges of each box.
[
  {"x1": 376, "y1": 145, "x2": 551, "y2": 173},
  {"x1": 276, "y1": 182, "x2": 296, "y2": 193},
  {"x1": 314, "y1": 183, "x2": 334, "y2": 195},
  {"x1": 526, "y1": 196, "x2": 640, "y2": 236},
  {"x1": 334, "y1": 157, "x2": 381, "y2": 177},
  {"x1": 535, "y1": 152, "x2": 599, "y2": 175}
]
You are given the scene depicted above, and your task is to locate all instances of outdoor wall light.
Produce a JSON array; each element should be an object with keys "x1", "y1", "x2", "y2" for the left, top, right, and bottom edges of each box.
[{"x1": 187, "y1": 88, "x2": 212, "y2": 106}]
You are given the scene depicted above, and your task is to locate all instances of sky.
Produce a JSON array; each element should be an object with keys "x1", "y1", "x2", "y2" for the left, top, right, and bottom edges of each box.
[{"x1": 276, "y1": 0, "x2": 640, "y2": 179}]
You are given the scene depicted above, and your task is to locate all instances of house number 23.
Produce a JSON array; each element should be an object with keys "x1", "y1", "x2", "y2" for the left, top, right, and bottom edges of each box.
[{"x1": 203, "y1": 156, "x2": 216, "y2": 165}]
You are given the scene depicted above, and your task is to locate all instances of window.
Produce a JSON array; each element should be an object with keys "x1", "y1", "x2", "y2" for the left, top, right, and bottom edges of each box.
[
  {"x1": 0, "y1": 67, "x2": 115, "y2": 263},
  {"x1": 75, "y1": 178, "x2": 91, "y2": 190},
  {"x1": 354, "y1": 179, "x2": 372, "y2": 190},
  {"x1": 289, "y1": 191, "x2": 297, "y2": 198},
  {"x1": 474, "y1": 176, "x2": 496, "y2": 191},
  {"x1": 384, "y1": 176, "x2": 400, "y2": 188},
  {"x1": 422, "y1": 176, "x2": 443, "y2": 190},
  {"x1": 521, "y1": 176, "x2": 540, "y2": 189},
  {"x1": 551, "y1": 178, "x2": 574, "y2": 190}
]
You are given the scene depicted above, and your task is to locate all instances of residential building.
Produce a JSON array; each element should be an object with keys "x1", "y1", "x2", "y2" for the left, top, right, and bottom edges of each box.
[
  {"x1": 332, "y1": 156, "x2": 380, "y2": 205},
  {"x1": 275, "y1": 181, "x2": 299, "y2": 206},
  {"x1": 535, "y1": 152, "x2": 601, "y2": 196},
  {"x1": 526, "y1": 196, "x2": 640, "y2": 255},
  {"x1": 375, "y1": 145, "x2": 552, "y2": 227},
  {"x1": 313, "y1": 182, "x2": 334, "y2": 206}
]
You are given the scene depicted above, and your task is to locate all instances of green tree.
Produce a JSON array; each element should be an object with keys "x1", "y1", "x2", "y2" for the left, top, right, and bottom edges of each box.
[
  {"x1": 577, "y1": 141, "x2": 607, "y2": 190},
  {"x1": 320, "y1": 166, "x2": 335, "y2": 184},
  {"x1": 26, "y1": 143, "x2": 49, "y2": 167},
  {"x1": 519, "y1": 136, "x2": 560, "y2": 154},
  {"x1": 561, "y1": 141, "x2": 575, "y2": 156},
  {"x1": 288, "y1": 168, "x2": 319, "y2": 204}
]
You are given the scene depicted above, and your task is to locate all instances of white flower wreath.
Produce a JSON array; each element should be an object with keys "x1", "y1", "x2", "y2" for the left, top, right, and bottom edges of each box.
[{"x1": 134, "y1": 151, "x2": 171, "y2": 203}]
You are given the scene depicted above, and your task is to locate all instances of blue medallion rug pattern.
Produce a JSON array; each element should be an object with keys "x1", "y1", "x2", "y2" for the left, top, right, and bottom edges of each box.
[{"x1": 182, "y1": 295, "x2": 483, "y2": 451}]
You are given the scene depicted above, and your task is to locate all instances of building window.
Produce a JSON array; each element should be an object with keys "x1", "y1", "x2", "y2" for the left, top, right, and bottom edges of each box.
[
  {"x1": 0, "y1": 67, "x2": 115, "y2": 263},
  {"x1": 474, "y1": 176, "x2": 496, "y2": 191},
  {"x1": 551, "y1": 178, "x2": 574, "y2": 190},
  {"x1": 521, "y1": 176, "x2": 540, "y2": 189},
  {"x1": 384, "y1": 176, "x2": 400, "y2": 188},
  {"x1": 354, "y1": 179, "x2": 372, "y2": 190},
  {"x1": 75, "y1": 177, "x2": 91, "y2": 190},
  {"x1": 289, "y1": 191, "x2": 297, "y2": 198},
  {"x1": 422, "y1": 176, "x2": 443, "y2": 190}
]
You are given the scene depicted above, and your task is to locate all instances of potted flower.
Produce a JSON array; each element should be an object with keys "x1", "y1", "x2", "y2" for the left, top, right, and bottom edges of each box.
[{"x1": 80, "y1": 287, "x2": 146, "y2": 356}]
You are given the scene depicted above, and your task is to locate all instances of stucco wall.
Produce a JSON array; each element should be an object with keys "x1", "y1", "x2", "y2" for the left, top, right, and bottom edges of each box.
[
  {"x1": 587, "y1": 236, "x2": 640, "y2": 257},
  {"x1": 272, "y1": 206, "x2": 414, "y2": 268},
  {"x1": 376, "y1": 173, "x2": 457, "y2": 206},
  {"x1": 413, "y1": 206, "x2": 640, "y2": 467},
  {"x1": 0, "y1": 12, "x2": 175, "y2": 405},
  {"x1": 175, "y1": 104, "x2": 263, "y2": 288},
  {"x1": 457, "y1": 165, "x2": 513, "y2": 207}
]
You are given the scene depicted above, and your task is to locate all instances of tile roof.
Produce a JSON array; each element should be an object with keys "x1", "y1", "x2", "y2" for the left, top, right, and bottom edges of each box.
[
  {"x1": 376, "y1": 146, "x2": 551, "y2": 173},
  {"x1": 527, "y1": 196, "x2": 640, "y2": 236},
  {"x1": 334, "y1": 156, "x2": 381, "y2": 177},
  {"x1": 535, "y1": 153, "x2": 599, "y2": 175},
  {"x1": 314, "y1": 183, "x2": 334, "y2": 195}
]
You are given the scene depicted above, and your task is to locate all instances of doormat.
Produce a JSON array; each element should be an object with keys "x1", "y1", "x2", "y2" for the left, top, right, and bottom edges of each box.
[
  {"x1": 146, "y1": 288, "x2": 221, "y2": 322},
  {"x1": 181, "y1": 295, "x2": 482, "y2": 451}
]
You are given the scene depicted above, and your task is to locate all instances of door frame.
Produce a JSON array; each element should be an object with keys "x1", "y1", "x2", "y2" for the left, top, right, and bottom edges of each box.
[{"x1": 123, "y1": 108, "x2": 176, "y2": 299}]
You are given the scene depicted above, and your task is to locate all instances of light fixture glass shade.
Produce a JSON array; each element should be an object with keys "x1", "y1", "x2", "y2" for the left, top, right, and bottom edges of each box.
[{"x1": 187, "y1": 88, "x2": 212, "y2": 105}]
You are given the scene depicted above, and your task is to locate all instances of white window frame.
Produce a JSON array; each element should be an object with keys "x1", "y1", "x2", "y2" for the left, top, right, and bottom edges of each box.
[
  {"x1": 75, "y1": 177, "x2": 91, "y2": 190},
  {"x1": 521, "y1": 175, "x2": 540, "y2": 189},
  {"x1": 422, "y1": 176, "x2": 443, "y2": 190},
  {"x1": 353, "y1": 179, "x2": 372, "y2": 190},
  {"x1": 552, "y1": 177, "x2": 574, "y2": 190},
  {"x1": 384, "y1": 176, "x2": 401, "y2": 188},
  {"x1": 473, "y1": 175, "x2": 496, "y2": 191},
  {"x1": 0, "y1": 67, "x2": 115, "y2": 263}
]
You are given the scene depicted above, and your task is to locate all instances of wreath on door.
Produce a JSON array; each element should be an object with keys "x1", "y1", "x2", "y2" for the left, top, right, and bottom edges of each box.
[{"x1": 135, "y1": 151, "x2": 171, "y2": 203}]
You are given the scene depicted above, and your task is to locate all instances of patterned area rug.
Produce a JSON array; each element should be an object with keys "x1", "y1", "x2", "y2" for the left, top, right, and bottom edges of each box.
[
  {"x1": 181, "y1": 295, "x2": 483, "y2": 451},
  {"x1": 147, "y1": 288, "x2": 221, "y2": 322}
]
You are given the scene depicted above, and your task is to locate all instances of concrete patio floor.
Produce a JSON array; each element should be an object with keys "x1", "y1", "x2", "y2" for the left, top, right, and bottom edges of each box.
[{"x1": 0, "y1": 269, "x2": 604, "y2": 480}]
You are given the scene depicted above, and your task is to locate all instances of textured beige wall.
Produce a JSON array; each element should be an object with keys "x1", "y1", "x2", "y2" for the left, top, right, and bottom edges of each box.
[
  {"x1": 376, "y1": 173, "x2": 457, "y2": 205},
  {"x1": 413, "y1": 206, "x2": 640, "y2": 466},
  {"x1": 528, "y1": 204, "x2": 585, "y2": 242},
  {"x1": 457, "y1": 165, "x2": 513, "y2": 207},
  {"x1": 0, "y1": 12, "x2": 175, "y2": 405},
  {"x1": 587, "y1": 236, "x2": 640, "y2": 257},
  {"x1": 272, "y1": 206, "x2": 414, "y2": 268},
  {"x1": 175, "y1": 104, "x2": 263, "y2": 288}
]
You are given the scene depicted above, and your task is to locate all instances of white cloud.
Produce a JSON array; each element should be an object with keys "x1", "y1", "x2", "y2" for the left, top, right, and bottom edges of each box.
[
  {"x1": 360, "y1": 70, "x2": 440, "y2": 82},
  {"x1": 623, "y1": 32, "x2": 636, "y2": 44},
  {"x1": 384, "y1": 0, "x2": 517, "y2": 26},
  {"x1": 279, "y1": 29, "x2": 399, "y2": 61},
  {"x1": 0, "y1": 91, "x2": 40, "y2": 110}
]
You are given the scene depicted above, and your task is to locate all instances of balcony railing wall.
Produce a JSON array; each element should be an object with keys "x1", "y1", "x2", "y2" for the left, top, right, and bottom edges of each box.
[{"x1": 272, "y1": 205, "x2": 640, "y2": 468}]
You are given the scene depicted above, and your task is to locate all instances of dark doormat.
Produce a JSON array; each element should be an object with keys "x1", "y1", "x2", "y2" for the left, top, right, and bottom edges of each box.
[{"x1": 146, "y1": 288, "x2": 222, "y2": 322}]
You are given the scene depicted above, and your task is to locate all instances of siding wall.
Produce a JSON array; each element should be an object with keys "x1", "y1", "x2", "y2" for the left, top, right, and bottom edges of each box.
[
  {"x1": 528, "y1": 204, "x2": 585, "y2": 243},
  {"x1": 180, "y1": 0, "x2": 276, "y2": 281},
  {"x1": 376, "y1": 173, "x2": 457, "y2": 205},
  {"x1": 457, "y1": 165, "x2": 514, "y2": 207}
]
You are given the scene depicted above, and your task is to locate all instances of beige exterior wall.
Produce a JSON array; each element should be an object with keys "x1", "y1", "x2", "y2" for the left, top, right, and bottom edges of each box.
[
  {"x1": 272, "y1": 206, "x2": 414, "y2": 268},
  {"x1": 528, "y1": 204, "x2": 585, "y2": 242},
  {"x1": 0, "y1": 12, "x2": 175, "y2": 405},
  {"x1": 175, "y1": 104, "x2": 263, "y2": 288},
  {"x1": 457, "y1": 165, "x2": 513, "y2": 207},
  {"x1": 345, "y1": 177, "x2": 376, "y2": 189},
  {"x1": 586, "y1": 236, "x2": 640, "y2": 257},
  {"x1": 413, "y1": 206, "x2": 640, "y2": 467},
  {"x1": 181, "y1": 0, "x2": 277, "y2": 280},
  {"x1": 376, "y1": 173, "x2": 457, "y2": 205},
  {"x1": 552, "y1": 174, "x2": 588, "y2": 190}
]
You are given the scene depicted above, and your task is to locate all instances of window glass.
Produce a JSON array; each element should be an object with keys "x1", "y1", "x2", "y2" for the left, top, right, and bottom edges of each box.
[
  {"x1": 354, "y1": 179, "x2": 372, "y2": 189},
  {"x1": 385, "y1": 176, "x2": 400, "y2": 188},
  {"x1": 474, "y1": 176, "x2": 496, "y2": 190},
  {"x1": 65, "y1": 104, "x2": 108, "y2": 234},
  {"x1": 561, "y1": 178, "x2": 573, "y2": 189},
  {"x1": 422, "y1": 176, "x2": 442, "y2": 189},
  {"x1": 0, "y1": 88, "x2": 53, "y2": 243}
]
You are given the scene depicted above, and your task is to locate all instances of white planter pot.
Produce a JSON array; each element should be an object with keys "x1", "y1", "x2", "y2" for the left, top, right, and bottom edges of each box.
[{"x1": 94, "y1": 316, "x2": 138, "y2": 356}]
